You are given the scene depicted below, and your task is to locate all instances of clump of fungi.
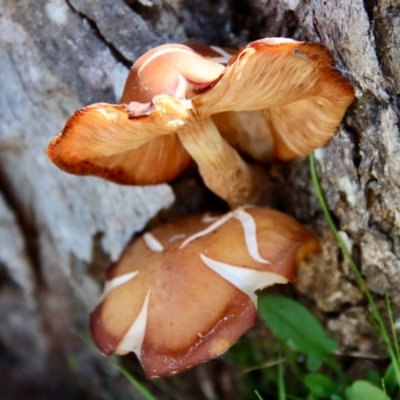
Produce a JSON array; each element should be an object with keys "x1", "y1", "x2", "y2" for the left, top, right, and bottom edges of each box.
[{"x1": 47, "y1": 38, "x2": 354, "y2": 378}]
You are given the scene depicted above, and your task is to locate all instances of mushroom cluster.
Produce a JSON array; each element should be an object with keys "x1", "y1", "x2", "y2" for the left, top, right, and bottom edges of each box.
[
  {"x1": 47, "y1": 38, "x2": 354, "y2": 208},
  {"x1": 46, "y1": 38, "x2": 354, "y2": 378}
]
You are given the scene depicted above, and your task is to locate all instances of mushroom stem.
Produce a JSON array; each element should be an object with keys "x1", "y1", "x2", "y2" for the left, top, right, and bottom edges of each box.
[{"x1": 178, "y1": 116, "x2": 260, "y2": 208}]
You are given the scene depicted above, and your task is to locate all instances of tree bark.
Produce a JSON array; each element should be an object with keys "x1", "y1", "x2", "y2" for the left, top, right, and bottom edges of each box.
[{"x1": 0, "y1": 0, "x2": 399, "y2": 398}]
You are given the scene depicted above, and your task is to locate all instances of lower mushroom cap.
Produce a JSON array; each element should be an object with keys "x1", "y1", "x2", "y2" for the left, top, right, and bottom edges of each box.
[{"x1": 90, "y1": 206, "x2": 320, "y2": 378}]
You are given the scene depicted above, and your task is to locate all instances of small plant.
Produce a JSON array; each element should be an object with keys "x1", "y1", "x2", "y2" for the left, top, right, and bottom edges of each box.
[
  {"x1": 249, "y1": 153, "x2": 400, "y2": 399},
  {"x1": 257, "y1": 293, "x2": 392, "y2": 399},
  {"x1": 82, "y1": 152, "x2": 400, "y2": 400},
  {"x1": 310, "y1": 151, "x2": 400, "y2": 397}
]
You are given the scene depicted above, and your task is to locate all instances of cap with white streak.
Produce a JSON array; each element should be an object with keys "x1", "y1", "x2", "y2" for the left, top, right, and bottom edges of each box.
[{"x1": 90, "y1": 206, "x2": 320, "y2": 378}]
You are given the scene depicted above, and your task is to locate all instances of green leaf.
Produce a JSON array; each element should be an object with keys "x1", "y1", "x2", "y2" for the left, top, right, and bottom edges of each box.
[
  {"x1": 307, "y1": 353, "x2": 325, "y2": 371},
  {"x1": 384, "y1": 360, "x2": 400, "y2": 393},
  {"x1": 258, "y1": 295, "x2": 337, "y2": 370},
  {"x1": 304, "y1": 374, "x2": 336, "y2": 397},
  {"x1": 364, "y1": 370, "x2": 381, "y2": 386},
  {"x1": 345, "y1": 381, "x2": 390, "y2": 400}
]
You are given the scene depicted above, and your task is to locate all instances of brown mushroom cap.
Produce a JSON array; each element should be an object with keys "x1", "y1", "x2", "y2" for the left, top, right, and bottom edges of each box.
[
  {"x1": 90, "y1": 206, "x2": 320, "y2": 378},
  {"x1": 203, "y1": 38, "x2": 355, "y2": 161},
  {"x1": 47, "y1": 38, "x2": 354, "y2": 205},
  {"x1": 46, "y1": 98, "x2": 193, "y2": 184},
  {"x1": 47, "y1": 43, "x2": 226, "y2": 185},
  {"x1": 121, "y1": 43, "x2": 225, "y2": 103}
]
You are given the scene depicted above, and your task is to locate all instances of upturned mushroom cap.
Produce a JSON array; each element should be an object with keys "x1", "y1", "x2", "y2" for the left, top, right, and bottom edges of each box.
[
  {"x1": 47, "y1": 39, "x2": 354, "y2": 205},
  {"x1": 90, "y1": 206, "x2": 320, "y2": 378},
  {"x1": 47, "y1": 43, "x2": 226, "y2": 185},
  {"x1": 205, "y1": 38, "x2": 355, "y2": 161},
  {"x1": 46, "y1": 99, "x2": 193, "y2": 184}
]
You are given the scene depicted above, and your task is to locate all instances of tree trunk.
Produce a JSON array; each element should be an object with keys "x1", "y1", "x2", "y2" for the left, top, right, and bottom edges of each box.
[{"x1": 0, "y1": 0, "x2": 399, "y2": 398}]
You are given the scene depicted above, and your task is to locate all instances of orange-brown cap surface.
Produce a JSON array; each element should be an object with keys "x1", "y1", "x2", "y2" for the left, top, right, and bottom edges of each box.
[
  {"x1": 199, "y1": 38, "x2": 355, "y2": 161},
  {"x1": 47, "y1": 43, "x2": 227, "y2": 186},
  {"x1": 90, "y1": 206, "x2": 320, "y2": 378},
  {"x1": 47, "y1": 100, "x2": 192, "y2": 184},
  {"x1": 47, "y1": 39, "x2": 354, "y2": 205}
]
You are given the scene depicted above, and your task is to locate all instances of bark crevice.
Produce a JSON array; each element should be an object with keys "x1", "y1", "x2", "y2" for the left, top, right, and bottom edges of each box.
[{"x1": 65, "y1": 0, "x2": 133, "y2": 68}]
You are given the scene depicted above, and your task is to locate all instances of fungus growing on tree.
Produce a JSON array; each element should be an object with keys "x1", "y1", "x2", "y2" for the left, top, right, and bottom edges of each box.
[
  {"x1": 90, "y1": 206, "x2": 320, "y2": 378},
  {"x1": 47, "y1": 38, "x2": 354, "y2": 208}
]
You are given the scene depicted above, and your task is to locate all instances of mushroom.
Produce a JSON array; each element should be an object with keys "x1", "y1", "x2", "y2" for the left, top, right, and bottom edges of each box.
[
  {"x1": 90, "y1": 205, "x2": 320, "y2": 378},
  {"x1": 47, "y1": 38, "x2": 354, "y2": 208}
]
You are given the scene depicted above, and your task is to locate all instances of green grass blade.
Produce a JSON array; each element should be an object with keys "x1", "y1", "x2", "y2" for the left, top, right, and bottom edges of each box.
[
  {"x1": 254, "y1": 390, "x2": 264, "y2": 400},
  {"x1": 112, "y1": 362, "x2": 158, "y2": 400},
  {"x1": 385, "y1": 289, "x2": 400, "y2": 359},
  {"x1": 73, "y1": 331, "x2": 157, "y2": 400},
  {"x1": 278, "y1": 359, "x2": 286, "y2": 400},
  {"x1": 309, "y1": 153, "x2": 377, "y2": 317},
  {"x1": 309, "y1": 152, "x2": 400, "y2": 385},
  {"x1": 382, "y1": 377, "x2": 387, "y2": 396}
]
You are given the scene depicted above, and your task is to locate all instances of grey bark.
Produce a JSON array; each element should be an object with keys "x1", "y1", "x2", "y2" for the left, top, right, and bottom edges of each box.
[{"x1": 0, "y1": 0, "x2": 399, "y2": 398}]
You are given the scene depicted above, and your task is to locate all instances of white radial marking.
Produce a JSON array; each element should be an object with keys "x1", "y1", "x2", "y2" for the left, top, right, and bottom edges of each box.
[
  {"x1": 101, "y1": 272, "x2": 138, "y2": 300},
  {"x1": 234, "y1": 209, "x2": 269, "y2": 264},
  {"x1": 143, "y1": 232, "x2": 164, "y2": 252},
  {"x1": 179, "y1": 206, "x2": 268, "y2": 264},
  {"x1": 115, "y1": 290, "x2": 151, "y2": 356},
  {"x1": 180, "y1": 205, "x2": 252, "y2": 249},
  {"x1": 138, "y1": 48, "x2": 197, "y2": 74},
  {"x1": 259, "y1": 38, "x2": 298, "y2": 45},
  {"x1": 174, "y1": 72, "x2": 188, "y2": 99},
  {"x1": 179, "y1": 209, "x2": 243, "y2": 249},
  {"x1": 208, "y1": 56, "x2": 229, "y2": 64},
  {"x1": 210, "y1": 46, "x2": 233, "y2": 63},
  {"x1": 169, "y1": 233, "x2": 186, "y2": 243},
  {"x1": 201, "y1": 212, "x2": 220, "y2": 223},
  {"x1": 200, "y1": 254, "x2": 287, "y2": 305}
]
